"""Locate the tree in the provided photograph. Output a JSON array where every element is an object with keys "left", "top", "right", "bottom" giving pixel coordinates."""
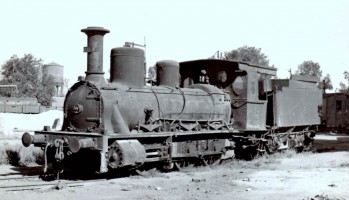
[
  {"left": 321, "top": 74, "right": 333, "bottom": 93},
  {"left": 0, "top": 54, "right": 41, "bottom": 97},
  {"left": 224, "top": 46, "right": 270, "bottom": 67},
  {"left": 294, "top": 60, "right": 322, "bottom": 79},
  {"left": 294, "top": 60, "right": 334, "bottom": 93},
  {"left": 345, "top": 71, "right": 349, "bottom": 79},
  {"left": 36, "top": 75, "right": 56, "bottom": 106},
  {"left": 339, "top": 71, "right": 349, "bottom": 94},
  {"left": 0, "top": 54, "right": 56, "bottom": 105},
  {"left": 147, "top": 65, "right": 156, "bottom": 81}
]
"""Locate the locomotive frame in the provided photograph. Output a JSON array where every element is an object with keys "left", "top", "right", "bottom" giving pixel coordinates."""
[{"left": 22, "top": 26, "right": 322, "bottom": 174}]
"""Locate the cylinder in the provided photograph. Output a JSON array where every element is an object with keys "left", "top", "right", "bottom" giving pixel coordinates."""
[
  {"left": 22, "top": 132, "right": 46, "bottom": 147},
  {"left": 156, "top": 60, "right": 180, "bottom": 87},
  {"left": 68, "top": 138, "right": 95, "bottom": 153},
  {"left": 110, "top": 47, "right": 145, "bottom": 87},
  {"left": 81, "top": 26, "right": 110, "bottom": 83}
]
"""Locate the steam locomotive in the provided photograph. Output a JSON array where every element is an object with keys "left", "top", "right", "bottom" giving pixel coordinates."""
[{"left": 22, "top": 27, "right": 322, "bottom": 173}]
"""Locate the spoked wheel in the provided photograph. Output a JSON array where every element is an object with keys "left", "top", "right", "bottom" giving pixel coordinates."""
[
  {"left": 234, "top": 145, "right": 258, "bottom": 160},
  {"left": 202, "top": 155, "right": 222, "bottom": 166},
  {"left": 303, "top": 132, "right": 314, "bottom": 152},
  {"left": 174, "top": 162, "right": 182, "bottom": 171},
  {"left": 255, "top": 141, "right": 270, "bottom": 158},
  {"left": 135, "top": 169, "right": 147, "bottom": 176},
  {"left": 303, "top": 141, "right": 313, "bottom": 151},
  {"left": 174, "top": 160, "right": 195, "bottom": 171}
]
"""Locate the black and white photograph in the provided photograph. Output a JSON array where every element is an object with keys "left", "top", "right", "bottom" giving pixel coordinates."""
[{"left": 0, "top": 0, "right": 348, "bottom": 199}]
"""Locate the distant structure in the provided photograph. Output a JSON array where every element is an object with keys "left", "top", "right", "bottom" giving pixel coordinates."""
[
  {"left": 42, "top": 62, "right": 64, "bottom": 96},
  {"left": 322, "top": 93, "right": 349, "bottom": 132},
  {"left": 0, "top": 85, "right": 18, "bottom": 97}
]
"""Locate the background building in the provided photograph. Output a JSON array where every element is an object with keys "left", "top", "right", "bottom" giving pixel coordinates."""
[
  {"left": 322, "top": 93, "right": 349, "bottom": 132},
  {"left": 42, "top": 62, "right": 64, "bottom": 96}
]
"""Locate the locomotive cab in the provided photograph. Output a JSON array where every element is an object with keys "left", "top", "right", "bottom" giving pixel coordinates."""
[{"left": 179, "top": 59, "right": 277, "bottom": 131}]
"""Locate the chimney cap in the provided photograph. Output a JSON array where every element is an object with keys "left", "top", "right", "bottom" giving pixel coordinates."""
[{"left": 81, "top": 26, "right": 110, "bottom": 35}]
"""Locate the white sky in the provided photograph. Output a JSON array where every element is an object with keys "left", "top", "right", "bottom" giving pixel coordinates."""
[{"left": 1, "top": 0, "right": 348, "bottom": 90}]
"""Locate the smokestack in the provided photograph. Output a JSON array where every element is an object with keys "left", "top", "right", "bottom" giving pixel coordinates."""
[{"left": 81, "top": 26, "right": 110, "bottom": 83}]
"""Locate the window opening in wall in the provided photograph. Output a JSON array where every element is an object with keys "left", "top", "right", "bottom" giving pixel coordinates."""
[{"left": 336, "top": 100, "right": 342, "bottom": 111}]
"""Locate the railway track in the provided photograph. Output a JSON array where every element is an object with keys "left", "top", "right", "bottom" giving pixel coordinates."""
[
  {"left": 0, "top": 162, "right": 192, "bottom": 192},
  {"left": 0, "top": 174, "right": 48, "bottom": 191},
  {"left": 0, "top": 174, "right": 106, "bottom": 192},
  {"left": 0, "top": 165, "right": 129, "bottom": 192},
  {"left": 0, "top": 180, "right": 84, "bottom": 191},
  {"left": 0, "top": 134, "right": 346, "bottom": 192}
]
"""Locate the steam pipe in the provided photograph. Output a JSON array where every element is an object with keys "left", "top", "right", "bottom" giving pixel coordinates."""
[{"left": 81, "top": 26, "right": 110, "bottom": 83}]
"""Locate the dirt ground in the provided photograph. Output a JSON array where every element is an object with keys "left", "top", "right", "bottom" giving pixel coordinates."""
[
  {"left": 0, "top": 149, "right": 348, "bottom": 200},
  {"left": 0, "top": 113, "right": 348, "bottom": 200}
]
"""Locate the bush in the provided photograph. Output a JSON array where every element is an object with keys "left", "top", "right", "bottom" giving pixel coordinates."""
[
  {"left": 0, "top": 143, "right": 43, "bottom": 166},
  {"left": 307, "top": 194, "right": 345, "bottom": 200}
]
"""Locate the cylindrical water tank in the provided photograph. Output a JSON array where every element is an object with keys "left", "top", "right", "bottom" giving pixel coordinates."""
[{"left": 42, "top": 62, "right": 64, "bottom": 84}]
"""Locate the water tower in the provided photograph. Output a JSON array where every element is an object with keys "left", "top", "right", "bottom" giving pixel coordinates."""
[{"left": 42, "top": 62, "right": 64, "bottom": 96}]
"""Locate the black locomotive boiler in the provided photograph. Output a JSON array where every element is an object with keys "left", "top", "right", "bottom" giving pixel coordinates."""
[{"left": 22, "top": 27, "right": 322, "bottom": 173}]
